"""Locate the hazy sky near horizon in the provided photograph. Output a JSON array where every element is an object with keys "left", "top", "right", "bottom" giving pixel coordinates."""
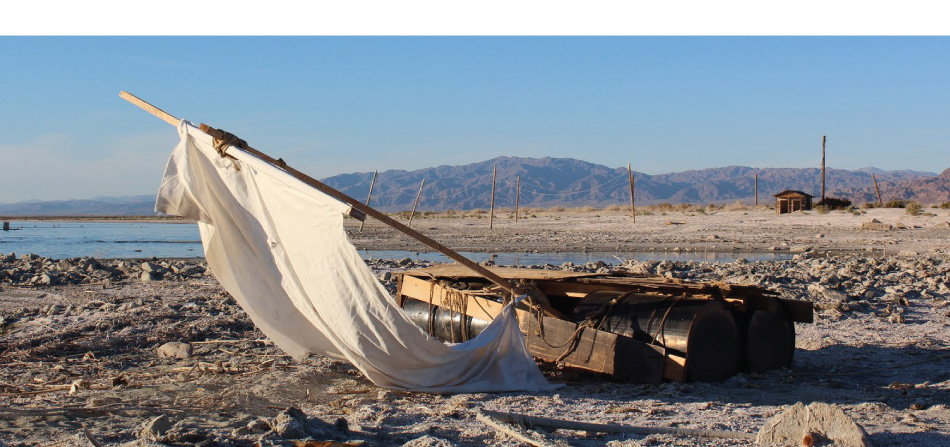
[{"left": 1, "top": 36, "right": 948, "bottom": 202}]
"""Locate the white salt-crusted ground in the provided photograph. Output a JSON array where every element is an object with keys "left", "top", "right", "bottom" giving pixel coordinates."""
[{"left": 1, "top": 208, "right": 949, "bottom": 446}]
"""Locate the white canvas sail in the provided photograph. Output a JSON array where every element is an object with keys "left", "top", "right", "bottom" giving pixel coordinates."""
[{"left": 155, "top": 121, "right": 553, "bottom": 393}]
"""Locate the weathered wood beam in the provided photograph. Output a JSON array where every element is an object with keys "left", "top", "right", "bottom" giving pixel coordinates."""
[{"left": 119, "top": 90, "right": 519, "bottom": 296}]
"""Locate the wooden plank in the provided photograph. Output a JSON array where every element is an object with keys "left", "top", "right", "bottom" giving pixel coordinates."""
[
  {"left": 399, "top": 275, "right": 505, "bottom": 322},
  {"left": 778, "top": 298, "right": 814, "bottom": 324},
  {"left": 118, "top": 91, "right": 519, "bottom": 296},
  {"left": 119, "top": 91, "right": 177, "bottom": 126},
  {"left": 404, "top": 265, "right": 604, "bottom": 281},
  {"left": 538, "top": 280, "right": 636, "bottom": 298},
  {"left": 664, "top": 354, "right": 687, "bottom": 382},
  {"left": 521, "top": 313, "right": 665, "bottom": 384}
]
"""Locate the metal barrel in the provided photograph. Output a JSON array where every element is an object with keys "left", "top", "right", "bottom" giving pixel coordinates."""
[
  {"left": 571, "top": 291, "right": 741, "bottom": 382},
  {"left": 401, "top": 298, "right": 492, "bottom": 343},
  {"left": 736, "top": 296, "right": 796, "bottom": 373},
  {"left": 2, "top": 222, "right": 8, "bottom": 231}
]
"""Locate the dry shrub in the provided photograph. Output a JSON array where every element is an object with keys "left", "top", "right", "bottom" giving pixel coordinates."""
[
  {"left": 906, "top": 201, "right": 923, "bottom": 216},
  {"left": 605, "top": 204, "right": 624, "bottom": 211},
  {"left": 724, "top": 201, "right": 749, "bottom": 211},
  {"left": 816, "top": 197, "right": 852, "bottom": 210},
  {"left": 549, "top": 206, "right": 566, "bottom": 212}
]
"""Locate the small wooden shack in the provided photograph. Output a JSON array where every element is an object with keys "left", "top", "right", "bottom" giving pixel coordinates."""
[{"left": 774, "top": 190, "right": 814, "bottom": 214}]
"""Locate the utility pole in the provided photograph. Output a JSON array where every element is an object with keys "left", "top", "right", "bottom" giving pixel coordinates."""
[
  {"left": 872, "top": 173, "right": 883, "bottom": 207},
  {"left": 754, "top": 173, "right": 758, "bottom": 207},
  {"left": 515, "top": 176, "right": 521, "bottom": 223},
  {"left": 628, "top": 163, "right": 636, "bottom": 222},
  {"left": 489, "top": 165, "right": 496, "bottom": 230},
  {"left": 821, "top": 135, "right": 826, "bottom": 202}
]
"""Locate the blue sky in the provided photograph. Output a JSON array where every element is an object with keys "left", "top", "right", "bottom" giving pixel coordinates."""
[{"left": 1, "top": 36, "right": 948, "bottom": 202}]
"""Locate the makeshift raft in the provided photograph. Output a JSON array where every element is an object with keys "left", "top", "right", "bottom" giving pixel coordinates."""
[
  {"left": 122, "top": 90, "right": 813, "bottom": 388},
  {"left": 396, "top": 265, "right": 813, "bottom": 383}
]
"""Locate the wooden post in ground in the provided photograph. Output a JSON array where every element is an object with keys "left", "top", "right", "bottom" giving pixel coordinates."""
[
  {"left": 408, "top": 178, "right": 426, "bottom": 227},
  {"left": 821, "top": 135, "right": 826, "bottom": 202},
  {"left": 489, "top": 165, "right": 496, "bottom": 230},
  {"left": 872, "top": 173, "right": 883, "bottom": 206},
  {"left": 515, "top": 176, "right": 520, "bottom": 223},
  {"left": 628, "top": 163, "right": 636, "bottom": 223},
  {"left": 754, "top": 173, "right": 758, "bottom": 207},
  {"left": 358, "top": 170, "right": 377, "bottom": 233}
]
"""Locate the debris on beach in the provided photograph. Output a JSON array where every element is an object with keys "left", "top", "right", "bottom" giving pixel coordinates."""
[{"left": 2, "top": 252, "right": 949, "bottom": 445}]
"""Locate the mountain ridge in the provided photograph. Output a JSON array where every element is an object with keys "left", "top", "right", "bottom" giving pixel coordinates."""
[{"left": 0, "top": 158, "right": 945, "bottom": 215}]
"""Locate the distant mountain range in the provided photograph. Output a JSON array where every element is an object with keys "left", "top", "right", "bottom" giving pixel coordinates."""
[
  {"left": 321, "top": 157, "right": 942, "bottom": 211},
  {"left": 0, "top": 158, "right": 946, "bottom": 216},
  {"left": 0, "top": 195, "right": 158, "bottom": 217}
]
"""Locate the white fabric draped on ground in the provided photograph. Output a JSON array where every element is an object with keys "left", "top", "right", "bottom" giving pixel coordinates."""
[{"left": 154, "top": 121, "right": 553, "bottom": 393}]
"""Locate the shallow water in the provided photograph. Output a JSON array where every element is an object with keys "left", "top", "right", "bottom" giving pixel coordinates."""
[
  {"left": 0, "top": 221, "right": 203, "bottom": 259},
  {"left": 0, "top": 221, "right": 794, "bottom": 263}
]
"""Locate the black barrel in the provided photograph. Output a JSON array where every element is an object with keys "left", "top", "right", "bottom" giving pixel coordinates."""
[
  {"left": 572, "top": 291, "right": 741, "bottom": 382},
  {"left": 739, "top": 297, "right": 795, "bottom": 373},
  {"left": 401, "top": 298, "right": 492, "bottom": 343}
]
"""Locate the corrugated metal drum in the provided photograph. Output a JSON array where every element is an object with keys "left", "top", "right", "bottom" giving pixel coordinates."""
[
  {"left": 401, "top": 298, "right": 491, "bottom": 343},
  {"left": 571, "top": 291, "right": 740, "bottom": 382},
  {"left": 741, "top": 296, "right": 796, "bottom": 373}
]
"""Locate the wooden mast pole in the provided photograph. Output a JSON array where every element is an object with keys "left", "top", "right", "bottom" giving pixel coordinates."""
[
  {"left": 628, "top": 163, "right": 635, "bottom": 223},
  {"left": 489, "top": 165, "right": 496, "bottom": 230},
  {"left": 119, "top": 91, "right": 519, "bottom": 296},
  {"left": 821, "top": 135, "right": 826, "bottom": 202},
  {"left": 358, "top": 170, "right": 377, "bottom": 233},
  {"left": 754, "top": 173, "right": 758, "bottom": 207},
  {"left": 872, "top": 173, "right": 883, "bottom": 206},
  {"left": 408, "top": 179, "right": 425, "bottom": 227},
  {"left": 515, "top": 176, "right": 520, "bottom": 223}
]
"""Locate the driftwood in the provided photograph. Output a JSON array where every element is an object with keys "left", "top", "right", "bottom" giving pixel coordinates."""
[
  {"left": 82, "top": 427, "right": 105, "bottom": 447},
  {"left": 476, "top": 410, "right": 561, "bottom": 447},
  {"left": 480, "top": 409, "right": 756, "bottom": 441}
]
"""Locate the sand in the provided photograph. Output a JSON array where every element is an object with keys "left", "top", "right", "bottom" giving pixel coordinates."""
[
  {"left": 348, "top": 207, "right": 950, "bottom": 256},
  {"left": 1, "top": 207, "right": 949, "bottom": 446}
]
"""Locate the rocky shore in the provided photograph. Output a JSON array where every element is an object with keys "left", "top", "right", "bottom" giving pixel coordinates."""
[{"left": 1, "top": 247, "right": 949, "bottom": 446}]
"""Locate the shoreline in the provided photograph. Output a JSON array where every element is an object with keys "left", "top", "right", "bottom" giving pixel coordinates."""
[
  {"left": 4, "top": 207, "right": 948, "bottom": 258},
  {"left": 0, "top": 215, "right": 194, "bottom": 223}
]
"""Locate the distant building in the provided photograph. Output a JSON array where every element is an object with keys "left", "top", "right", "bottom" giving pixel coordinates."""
[{"left": 774, "top": 190, "right": 814, "bottom": 214}]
